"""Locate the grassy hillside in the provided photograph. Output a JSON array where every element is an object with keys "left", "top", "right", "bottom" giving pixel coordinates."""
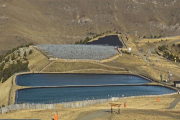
[
  {"left": 0, "top": 0, "right": 180, "bottom": 53},
  {"left": 42, "top": 61, "right": 126, "bottom": 73},
  {"left": 0, "top": 44, "right": 33, "bottom": 84},
  {"left": 0, "top": 76, "right": 13, "bottom": 106},
  {"left": 27, "top": 48, "right": 51, "bottom": 72}
]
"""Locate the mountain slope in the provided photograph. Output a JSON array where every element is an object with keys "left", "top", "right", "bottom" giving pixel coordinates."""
[{"left": 0, "top": 0, "right": 180, "bottom": 54}]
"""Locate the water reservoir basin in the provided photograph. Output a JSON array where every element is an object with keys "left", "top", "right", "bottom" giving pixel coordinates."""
[
  {"left": 16, "top": 85, "right": 176, "bottom": 104},
  {"left": 16, "top": 74, "right": 151, "bottom": 87},
  {"left": 86, "top": 35, "right": 123, "bottom": 47}
]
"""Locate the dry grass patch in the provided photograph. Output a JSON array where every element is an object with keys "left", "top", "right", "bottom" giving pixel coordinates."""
[
  {"left": 104, "top": 54, "right": 172, "bottom": 81},
  {"left": 148, "top": 54, "right": 180, "bottom": 81},
  {"left": 138, "top": 66, "right": 168, "bottom": 81},
  {"left": 113, "top": 54, "right": 145, "bottom": 65},
  {"left": 104, "top": 54, "right": 146, "bottom": 71},
  {"left": 114, "top": 95, "right": 175, "bottom": 109},
  {"left": 27, "top": 48, "right": 51, "bottom": 72},
  {"left": 0, "top": 76, "right": 13, "bottom": 106},
  {"left": 42, "top": 62, "right": 125, "bottom": 73},
  {"left": 175, "top": 103, "right": 180, "bottom": 109},
  {"left": 142, "top": 36, "right": 180, "bottom": 43}
]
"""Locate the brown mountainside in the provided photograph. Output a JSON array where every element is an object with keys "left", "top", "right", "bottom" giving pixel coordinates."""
[{"left": 0, "top": 0, "right": 180, "bottom": 54}]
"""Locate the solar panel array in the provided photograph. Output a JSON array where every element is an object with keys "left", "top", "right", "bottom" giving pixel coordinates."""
[{"left": 37, "top": 44, "right": 116, "bottom": 60}]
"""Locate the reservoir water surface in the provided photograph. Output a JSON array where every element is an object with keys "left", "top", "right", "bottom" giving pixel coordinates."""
[
  {"left": 16, "top": 74, "right": 151, "bottom": 86},
  {"left": 15, "top": 74, "right": 176, "bottom": 104},
  {"left": 86, "top": 35, "right": 123, "bottom": 47},
  {"left": 16, "top": 86, "right": 176, "bottom": 104}
]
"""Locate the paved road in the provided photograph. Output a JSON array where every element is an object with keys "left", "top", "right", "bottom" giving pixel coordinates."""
[
  {"left": 77, "top": 110, "right": 109, "bottom": 120},
  {"left": 167, "top": 95, "right": 180, "bottom": 109}
]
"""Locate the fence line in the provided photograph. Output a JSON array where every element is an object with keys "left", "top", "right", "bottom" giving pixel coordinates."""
[
  {"left": 62, "top": 93, "right": 177, "bottom": 108},
  {"left": 0, "top": 103, "right": 55, "bottom": 114},
  {"left": 121, "top": 36, "right": 128, "bottom": 48},
  {"left": 63, "top": 97, "right": 119, "bottom": 108},
  {"left": 8, "top": 75, "right": 14, "bottom": 105},
  {"left": 1, "top": 93, "right": 177, "bottom": 114}
]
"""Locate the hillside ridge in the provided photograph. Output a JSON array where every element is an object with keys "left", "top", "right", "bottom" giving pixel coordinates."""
[{"left": 0, "top": 0, "right": 180, "bottom": 53}]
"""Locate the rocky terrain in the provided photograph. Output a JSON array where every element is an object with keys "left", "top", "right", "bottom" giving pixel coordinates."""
[{"left": 0, "top": 0, "right": 180, "bottom": 54}]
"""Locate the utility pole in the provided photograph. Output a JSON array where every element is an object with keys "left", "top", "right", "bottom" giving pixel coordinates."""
[
  {"left": 160, "top": 73, "right": 163, "bottom": 83},
  {"left": 168, "top": 74, "right": 172, "bottom": 82}
]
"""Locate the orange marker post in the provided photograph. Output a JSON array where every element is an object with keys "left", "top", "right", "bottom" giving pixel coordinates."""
[
  {"left": 54, "top": 113, "right": 58, "bottom": 120},
  {"left": 157, "top": 97, "right": 160, "bottom": 102},
  {"left": 124, "top": 102, "right": 127, "bottom": 108}
]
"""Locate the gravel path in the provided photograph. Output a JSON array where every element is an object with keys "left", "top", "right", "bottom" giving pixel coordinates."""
[
  {"left": 77, "top": 110, "right": 108, "bottom": 120},
  {"left": 167, "top": 95, "right": 180, "bottom": 109},
  {"left": 76, "top": 109, "right": 180, "bottom": 120}
]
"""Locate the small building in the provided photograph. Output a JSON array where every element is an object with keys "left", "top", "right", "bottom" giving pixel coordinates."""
[{"left": 174, "top": 81, "right": 180, "bottom": 87}]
